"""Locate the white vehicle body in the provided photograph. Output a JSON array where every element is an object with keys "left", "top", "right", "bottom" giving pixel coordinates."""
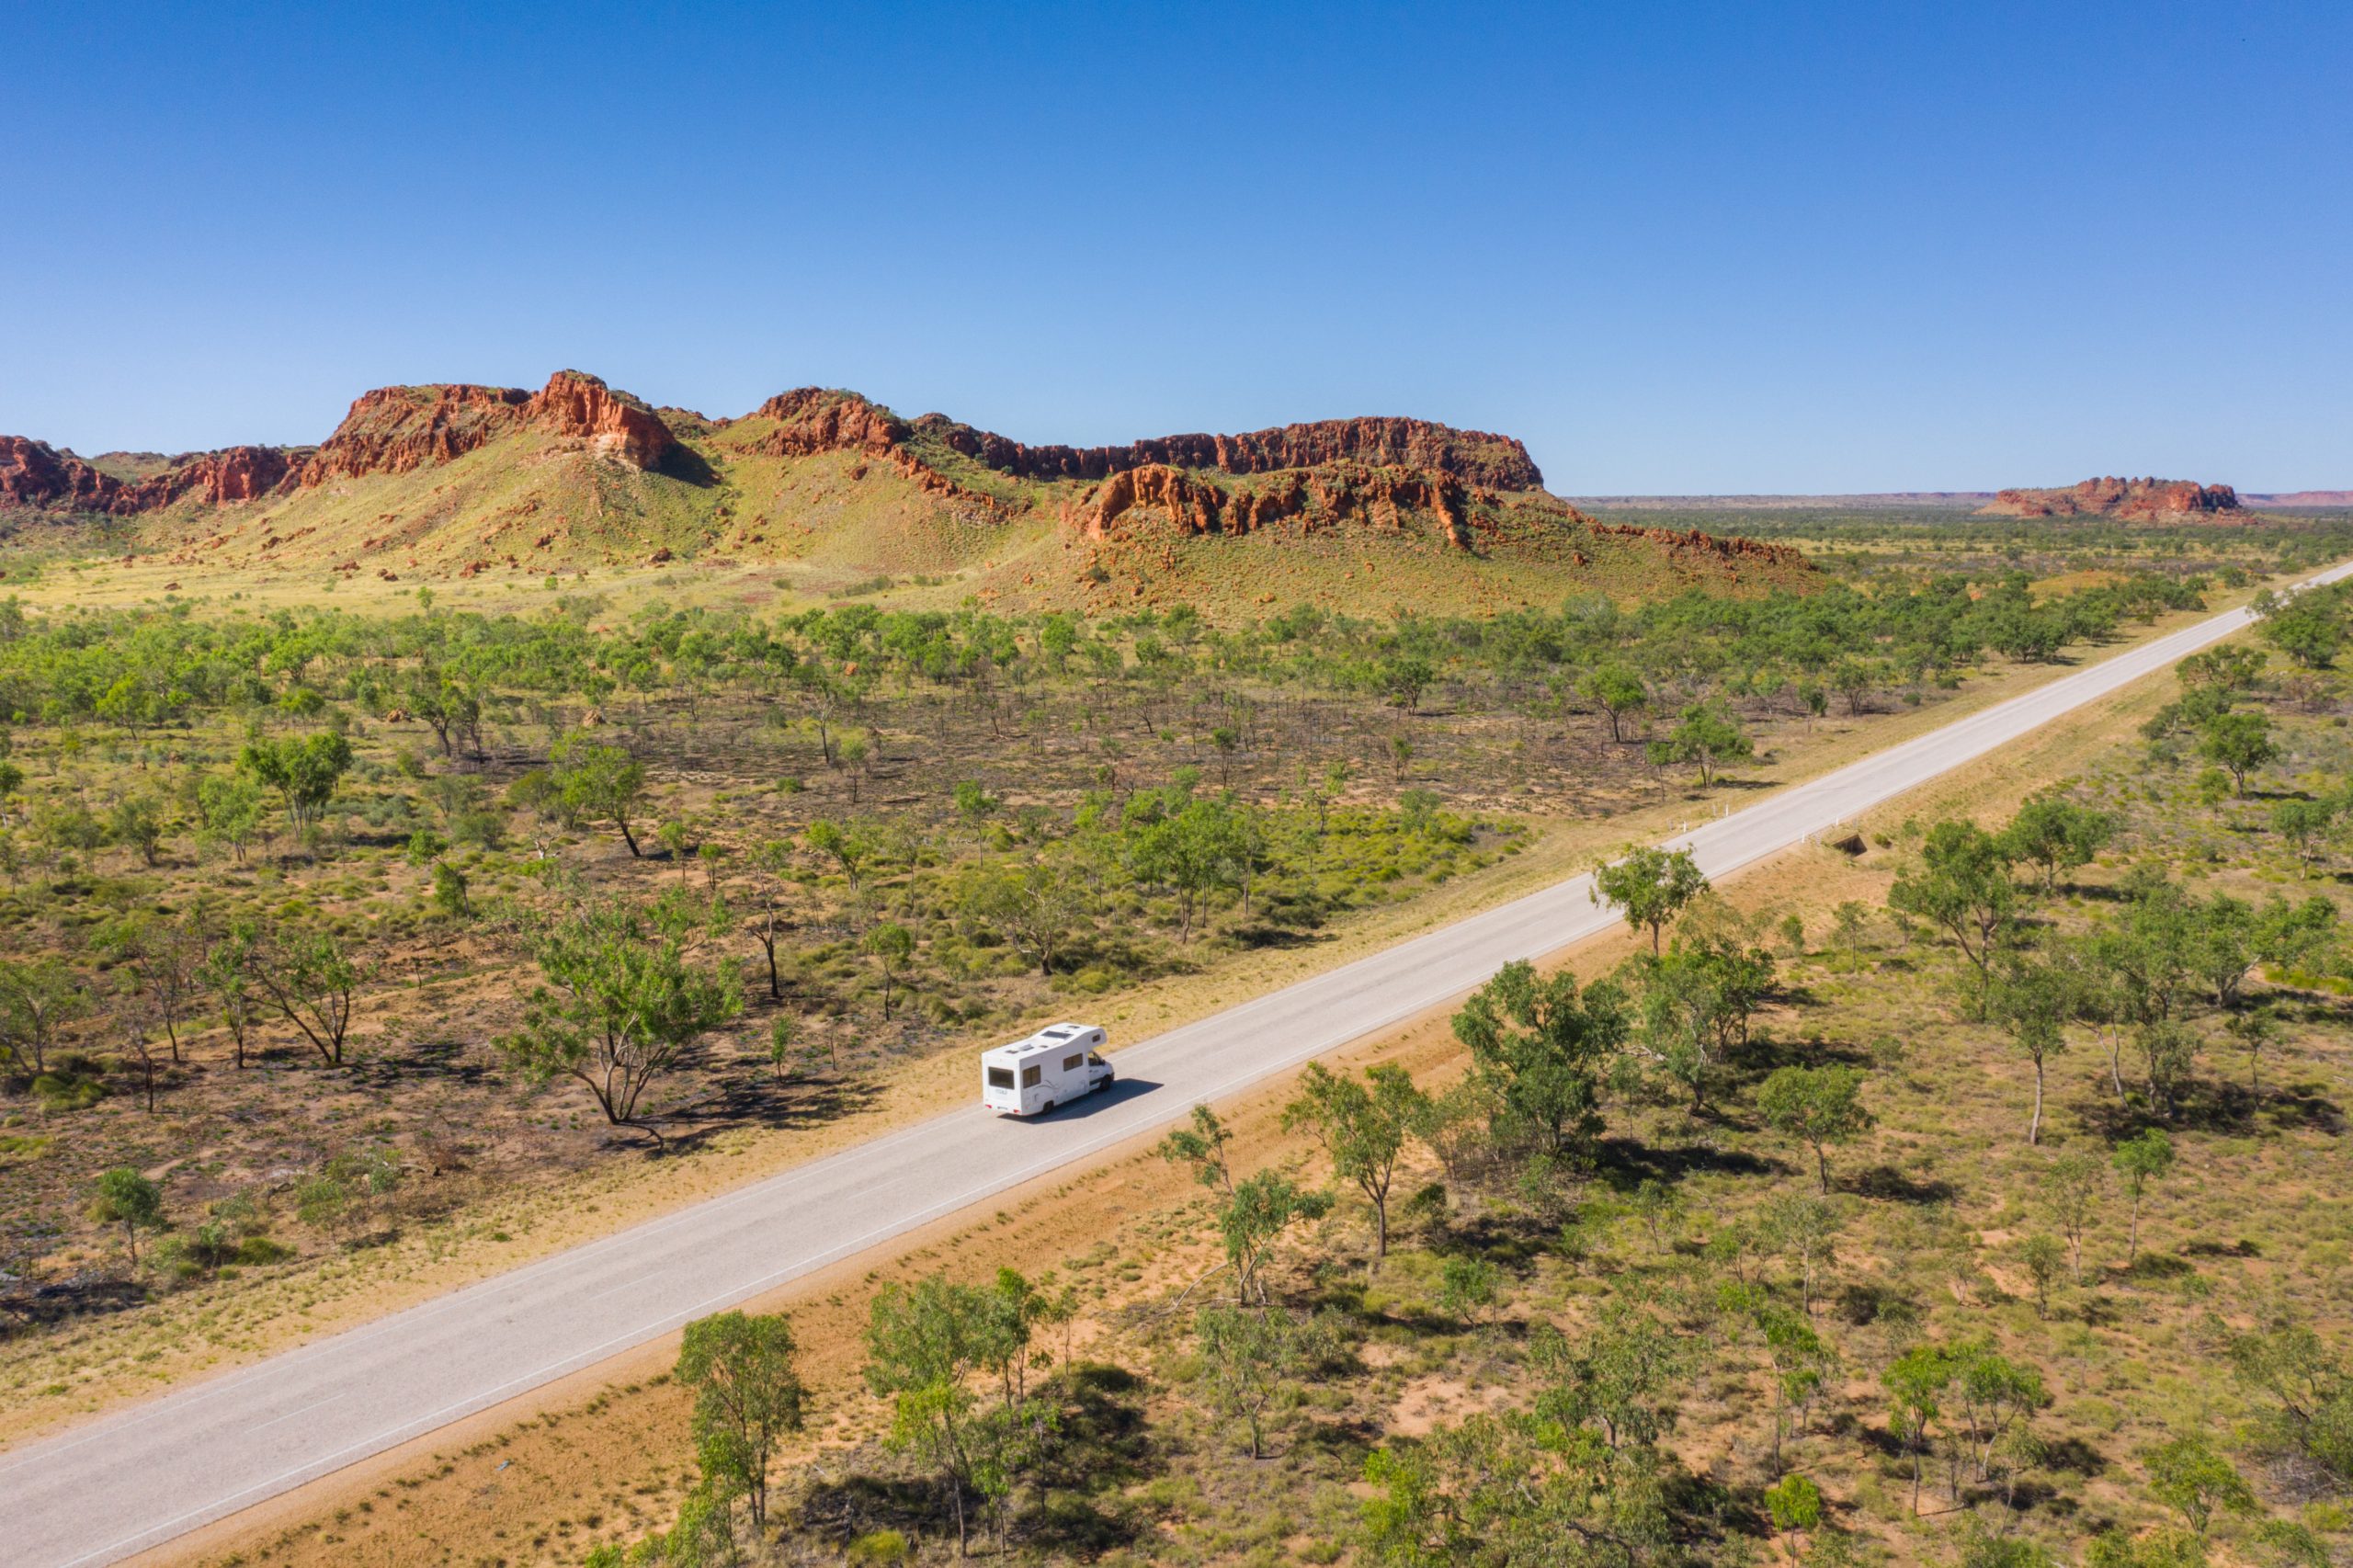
[{"left": 982, "top": 1022, "right": 1112, "bottom": 1116}]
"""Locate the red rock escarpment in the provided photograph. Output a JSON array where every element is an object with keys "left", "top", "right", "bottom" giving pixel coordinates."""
[
  {"left": 745, "top": 390, "right": 1003, "bottom": 510},
  {"left": 1, "top": 437, "right": 132, "bottom": 514},
  {"left": 919, "top": 413, "right": 1542, "bottom": 490},
  {"left": 746, "top": 389, "right": 910, "bottom": 460},
  {"left": 0, "top": 438, "right": 295, "bottom": 514},
  {"left": 1063, "top": 462, "right": 1480, "bottom": 548},
  {"left": 738, "top": 389, "right": 1541, "bottom": 490},
  {"left": 1979, "top": 476, "right": 2241, "bottom": 520},
  {"left": 292, "top": 372, "right": 677, "bottom": 488},
  {"left": 133, "top": 446, "right": 296, "bottom": 506},
  {"left": 291, "top": 383, "right": 533, "bottom": 485},
  {"left": 522, "top": 370, "right": 677, "bottom": 470}
]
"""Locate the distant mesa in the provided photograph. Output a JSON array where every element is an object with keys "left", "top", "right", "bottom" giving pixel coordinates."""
[
  {"left": 2243, "top": 490, "right": 2353, "bottom": 508},
  {"left": 0, "top": 369, "right": 1818, "bottom": 615},
  {"left": 1977, "top": 476, "right": 2242, "bottom": 520}
]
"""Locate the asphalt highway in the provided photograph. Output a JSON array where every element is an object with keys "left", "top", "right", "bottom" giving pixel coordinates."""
[{"left": 6, "top": 559, "right": 2347, "bottom": 1567}]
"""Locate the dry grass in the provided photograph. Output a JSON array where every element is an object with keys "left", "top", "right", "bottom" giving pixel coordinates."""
[
  {"left": 5, "top": 583, "right": 2256, "bottom": 1461},
  {"left": 132, "top": 615, "right": 2330, "bottom": 1568}
]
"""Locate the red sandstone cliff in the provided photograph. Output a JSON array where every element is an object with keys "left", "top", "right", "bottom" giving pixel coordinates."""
[
  {"left": 0, "top": 438, "right": 297, "bottom": 514},
  {"left": 292, "top": 383, "right": 532, "bottom": 485},
  {"left": 1978, "top": 476, "right": 2241, "bottom": 520},
  {"left": 1061, "top": 462, "right": 1479, "bottom": 549},
  {"left": 522, "top": 370, "right": 677, "bottom": 470},
  {"left": 915, "top": 412, "right": 1542, "bottom": 490},
  {"left": 134, "top": 446, "right": 297, "bottom": 506},
  {"left": 1, "top": 437, "right": 131, "bottom": 514},
  {"left": 732, "top": 389, "right": 1543, "bottom": 536},
  {"left": 294, "top": 372, "right": 676, "bottom": 485},
  {"left": 747, "top": 389, "right": 910, "bottom": 460}
]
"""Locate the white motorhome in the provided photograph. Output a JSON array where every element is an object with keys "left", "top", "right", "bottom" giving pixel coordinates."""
[{"left": 982, "top": 1022, "right": 1113, "bottom": 1117}]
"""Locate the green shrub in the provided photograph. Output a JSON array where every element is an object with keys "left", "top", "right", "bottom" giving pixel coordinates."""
[{"left": 847, "top": 1529, "right": 912, "bottom": 1565}]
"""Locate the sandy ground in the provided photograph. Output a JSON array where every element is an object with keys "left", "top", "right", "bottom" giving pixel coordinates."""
[{"left": 131, "top": 609, "right": 2214, "bottom": 1568}]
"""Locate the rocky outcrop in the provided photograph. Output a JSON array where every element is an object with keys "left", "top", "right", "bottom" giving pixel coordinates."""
[
  {"left": 744, "top": 389, "right": 1003, "bottom": 510},
  {"left": 133, "top": 446, "right": 297, "bottom": 506},
  {"left": 746, "top": 389, "right": 909, "bottom": 460},
  {"left": 286, "top": 372, "right": 679, "bottom": 488},
  {"left": 0, "top": 438, "right": 296, "bottom": 514},
  {"left": 522, "top": 371, "right": 677, "bottom": 470},
  {"left": 1979, "top": 476, "right": 2242, "bottom": 520},
  {"left": 737, "top": 389, "right": 1540, "bottom": 491},
  {"left": 293, "top": 383, "right": 532, "bottom": 485},
  {"left": 917, "top": 413, "right": 1542, "bottom": 490},
  {"left": 1063, "top": 461, "right": 1479, "bottom": 548},
  {"left": 1, "top": 437, "right": 131, "bottom": 514}
]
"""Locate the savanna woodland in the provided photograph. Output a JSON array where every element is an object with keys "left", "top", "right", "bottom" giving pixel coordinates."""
[{"left": 4, "top": 506, "right": 2353, "bottom": 1568}]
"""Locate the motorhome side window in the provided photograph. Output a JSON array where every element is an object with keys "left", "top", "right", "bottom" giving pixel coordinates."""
[
  {"left": 1063, "top": 1054, "right": 1085, "bottom": 1072},
  {"left": 987, "top": 1067, "right": 1015, "bottom": 1090},
  {"left": 1021, "top": 1064, "right": 1042, "bottom": 1087}
]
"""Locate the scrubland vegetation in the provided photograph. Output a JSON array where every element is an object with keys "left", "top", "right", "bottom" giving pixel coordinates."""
[
  {"left": 557, "top": 573, "right": 2353, "bottom": 1567},
  {"left": 3, "top": 516, "right": 2350, "bottom": 1567}
]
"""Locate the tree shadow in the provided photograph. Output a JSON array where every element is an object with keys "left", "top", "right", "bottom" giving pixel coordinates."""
[
  {"left": 1223, "top": 923, "right": 1325, "bottom": 950},
  {"left": 794, "top": 1470, "right": 941, "bottom": 1554},
  {"left": 1851, "top": 1165, "right": 1958, "bottom": 1204},
  {"left": 657, "top": 1072, "right": 886, "bottom": 1154},
  {"left": 1295, "top": 1412, "right": 1384, "bottom": 1462},
  {"left": 2121, "top": 1253, "right": 2195, "bottom": 1283},
  {"left": 1438, "top": 1211, "right": 1561, "bottom": 1269},
  {"left": 2073, "top": 1292, "right": 2123, "bottom": 1328},
  {"left": 1833, "top": 1281, "right": 1919, "bottom": 1328},
  {"left": 2040, "top": 1435, "right": 2109, "bottom": 1479},
  {"left": 2070, "top": 1096, "right": 2160, "bottom": 1144},
  {"left": 2181, "top": 1237, "right": 2260, "bottom": 1259},
  {"left": 2261, "top": 1081, "right": 2346, "bottom": 1135},
  {"left": 1598, "top": 1137, "right": 1782, "bottom": 1183},
  {"left": 2009, "top": 1478, "right": 2086, "bottom": 1518},
  {"left": 1779, "top": 1035, "right": 1875, "bottom": 1069},
  {"left": 0, "top": 1276, "right": 147, "bottom": 1333},
  {"left": 348, "top": 1037, "right": 494, "bottom": 1091},
  {"left": 1017, "top": 1363, "right": 1156, "bottom": 1557}
]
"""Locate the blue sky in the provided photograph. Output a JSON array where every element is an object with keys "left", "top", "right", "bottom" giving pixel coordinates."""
[{"left": 5, "top": 1, "right": 2347, "bottom": 492}]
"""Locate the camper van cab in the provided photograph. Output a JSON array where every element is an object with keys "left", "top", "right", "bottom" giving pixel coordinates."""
[{"left": 982, "top": 1023, "right": 1113, "bottom": 1117}]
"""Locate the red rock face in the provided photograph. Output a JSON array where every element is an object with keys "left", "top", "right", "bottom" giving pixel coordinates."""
[
  {"left": 918, "top": 413, "right": 1542, "bottom": 490},
  {"left": 747, "top": 389, "right": 909, "bottom": 459},
  {"left": 0, "top": 438, "right": 294, "bottom": 515},
  {"left": 291, "top": 373, "right": 681, "bottom": 488},
  {"left": 522, "top": 371, "right": 677, "bottom": 470},
  {"left": 1063, "top": 461, "right": 1480, "bottom": 547},
  {"left": 131, "top": 446, "right": 296, "bottom": 507},
  {"left": 745, "top": 389, "right": 1006, "bottom": 511},
  {"left": 1980, "top": 476, "right": 2242, "bottom": 520},
  {"left": 0, "top": 437, "right": 131, "bottom": 513},
  {"left": 293, "top": 383, "right": 532, "bottom": 485}
]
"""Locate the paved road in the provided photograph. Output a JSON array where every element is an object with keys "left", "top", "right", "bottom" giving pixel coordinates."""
[{"left": 7, "top": 561, "right": 2347, "bottom": 1567}]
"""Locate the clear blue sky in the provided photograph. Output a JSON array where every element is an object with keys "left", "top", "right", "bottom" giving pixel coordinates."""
[{"left": 6, "top": 1, "right": 2347, "bottom": 492}]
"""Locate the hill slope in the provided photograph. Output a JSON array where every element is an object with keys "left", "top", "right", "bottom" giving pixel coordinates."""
[{"left": 1, "top": 371, "right": 1816, "bottom": 615}]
